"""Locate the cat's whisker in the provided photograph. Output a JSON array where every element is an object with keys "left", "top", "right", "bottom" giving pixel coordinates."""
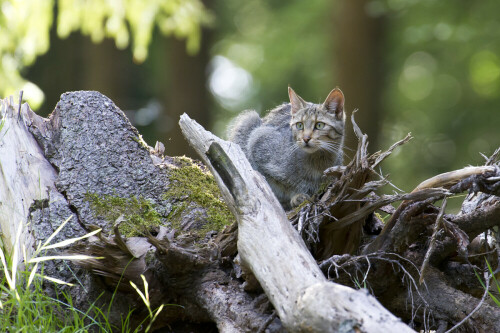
[
  {"left": 334, "top": 148, "right": 350, "bottom": 160},
  {"left": 321, "top": 142, "right": 349, "bottom": 159},
  {"left": 322, "top": 142, "right": 341, "bottom": 152},
  {"left": 323, "top": 141, "right": 343, "bottom": 150},
  {"left": 340, "top": 145, "right": 354, "bottom": 152},
  {"left": 324, "top": 143, "right": 351, "bottom": 159},
  {"left": 323, "top": 146, "right": 341, "bottom": 157},
  {"left": 319, "top": 144, "right": 337, "bottom": 155}
]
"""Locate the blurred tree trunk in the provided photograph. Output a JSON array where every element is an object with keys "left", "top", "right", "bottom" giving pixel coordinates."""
[
  {"left": 81, "top": 38, "right": 140, "bottom": 104},
  {"left": 335, "top": 0, "right": 386, "bottom": 154},
  {"left": 81, "top": 37, "right": 138, "bottom": 106},
  {"left": 24, "top": 32, "right": 85, "bottom": 115},
  {"left": 25, "top": 31, "right": 140, "bottom": 117},
  {"left": 162, "top": 28, "right": 212, "bottom": 158}
]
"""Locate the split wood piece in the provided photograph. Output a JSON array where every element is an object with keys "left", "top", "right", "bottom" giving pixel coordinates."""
[
  {"left": 0, "top": 95, "right": 57, "bottom": 261},
  {"left": 179, "top": 113, "right": 415, "bottom": 333}
]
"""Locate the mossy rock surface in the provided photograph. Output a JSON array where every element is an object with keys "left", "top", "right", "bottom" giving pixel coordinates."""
[
  {"left": 164, "top": 156, "right": 235, "bottom": 238},
  {"left": 85, "top": 156, "right": 234, "bottom": 239},
  {"left": 85, "top": 193, "right": 163, "bottom": 237}
]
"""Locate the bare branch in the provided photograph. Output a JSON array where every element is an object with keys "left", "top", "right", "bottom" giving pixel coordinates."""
[{"left": 420, "top": 198, "right": 447, "bottom": 284}]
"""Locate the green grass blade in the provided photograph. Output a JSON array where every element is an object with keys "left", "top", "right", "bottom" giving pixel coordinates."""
[
  {"left": 26, "top": 262, "right": 39, "bottom": 288},
  {"left": 0, "top": 247, "right": 14, "bottom": 290},
  {"left": 42, "top": 228, "right": 102, "bottom": 250},
  {"left": 36, "top": 274, "right": 74, "bottom": 286},
  {"left": 28, "top": 254, "right": 102, "bottom": 264},
  {"left": 40, "top": 215, "right": 73, "bottom": 249}
]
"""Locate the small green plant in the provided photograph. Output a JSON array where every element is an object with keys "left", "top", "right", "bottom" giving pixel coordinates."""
[
  {"left": 475, "top": 258, "right": 500, "bottom": 307},
  {"left": 0, "top": 216, "right": 173, "bottom": 332},
  {"left": 129, "top": 275, "right": 165, "bottom": 333},
  {"left": 374, "top": 211, "right": 391, "bottom": 224},
  {"left": 0, "top": 216, "right": 164, "bottom": 332},
  {"left": 0, "top": 216, "right": 102, "bottom": 331},
  {"left": 0, "top": 216, "right": 100, "bottom": 294},
  {"left": 0, "top": 274, "right": 90, "bottom": 332},
  {"left": 352, "top": 274, "right": 369, "bottom": 290}
]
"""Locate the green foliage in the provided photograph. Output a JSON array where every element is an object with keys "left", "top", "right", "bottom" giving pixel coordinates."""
[
  {"left": 210, "top": 0, "right": 499, "bottom": 202},
  {"left": 0, "top": 273, "right": 89, "bottom": 332},
  {"left": 486, "top": 260, "right": 500, "bottom": 307},
  {"left": 374, "top": 212, "right": 390, "bottom": 224},
  {"left": 0, "top": 0, "right": 211, "bottom": 108},
  {"left": 0, "top": 218, "right": 166, "bottom": 332},
  {"left": 85, "top": 193, "right": 162, "bottom": 237},
  {"left": 129, "top": 274, "right": 166, "bottom": 333},
  {"left": 374, "top": 0, "right": 500, "bottom": 192},
  {"left": 475, "top": 259, "right": 500, "bottom": 307},
  {"left": 164, "top": 156, "right": 234, "bottom": 237},
  {"left": 0, "top": 217, "right": 98, "bottom": 331},
  {"left": 0, "top": 254, "right": 165, "bottom": 333}
]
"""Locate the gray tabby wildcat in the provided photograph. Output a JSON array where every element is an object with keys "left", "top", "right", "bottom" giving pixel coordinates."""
[{"left": 228, "top": 87, "right": 345, "bottom": 209}]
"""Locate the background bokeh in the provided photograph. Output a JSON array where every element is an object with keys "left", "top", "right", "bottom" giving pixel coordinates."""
[{"left": 2, "top": 0, "right": 499, "bottom": 197}]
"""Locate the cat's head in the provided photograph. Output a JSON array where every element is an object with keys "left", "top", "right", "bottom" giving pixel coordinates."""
[{"left": 288, "top": 87, "right": 345, "bottom": 154}]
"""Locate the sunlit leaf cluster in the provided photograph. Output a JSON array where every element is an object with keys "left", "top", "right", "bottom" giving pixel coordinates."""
[
  {"left": 0, "top": 0, "right": 211, "bottom": 108},
  {"left": 0, "top": 0, "right": 52, "bottom": 108}
]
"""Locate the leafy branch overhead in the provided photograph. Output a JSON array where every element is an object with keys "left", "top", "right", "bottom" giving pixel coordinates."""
[{"left": 0, "top": 0, "right": 212, "bottom": 108}]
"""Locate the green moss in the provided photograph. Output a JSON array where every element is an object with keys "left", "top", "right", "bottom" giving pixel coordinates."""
[
  {"left": 85, "top": 193, "right": 162, "bottom": 237},
  {"left": 296, "top": 199, "right": 310, "bottom": 211},
  {"left": 130, "top": 134, "right": 149, "bottom": 151},
  {"left": 318, "top": 180, "right": 330, "bottom": 193},
  {"left": 165, "top": 156, "right": 234, "bottom": 236}
]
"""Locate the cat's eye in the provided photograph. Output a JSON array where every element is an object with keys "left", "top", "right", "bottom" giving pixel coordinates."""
[
  {"left": 296, "top": 122, "right": 304, "bottom": 130},
  {"left": 315, "top": 122, "right": 325, "bottom": 130}
]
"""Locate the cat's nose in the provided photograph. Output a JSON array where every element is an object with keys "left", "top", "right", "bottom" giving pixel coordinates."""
[{"left": 303, "top": 136, "right": 311, "bottom": 143}]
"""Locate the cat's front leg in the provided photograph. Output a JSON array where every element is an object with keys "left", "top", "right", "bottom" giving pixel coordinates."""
[{"left": 290, "top": 193, "right": 311, "bottom": 208}]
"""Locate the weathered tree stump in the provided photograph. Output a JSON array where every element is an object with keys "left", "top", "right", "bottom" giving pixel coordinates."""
[{"left": 1, "top": 91, "right": 499, "bottom": 332}]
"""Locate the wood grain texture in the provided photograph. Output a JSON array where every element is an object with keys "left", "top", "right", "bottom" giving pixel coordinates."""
[{"left": 179, "top": 113, "right": 414, "bottom": 333}]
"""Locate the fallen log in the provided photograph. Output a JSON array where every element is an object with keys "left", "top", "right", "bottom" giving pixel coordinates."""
[
  {"left": 2, "top": 90, "right": 500, "bottom": 332},
  {"left": 1, "top": 91, "right": 276, "bottom": 331},
  {"left": 179, "top": 113, "right": 414, "bottom": 332}
]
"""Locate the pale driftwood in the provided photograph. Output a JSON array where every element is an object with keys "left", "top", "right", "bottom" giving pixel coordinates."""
[
  {"left": 179, "top": 113, "right": 414, "bottom": 333},
  {"left": 412, "top": 166, "right": 495, "bottom": 192},
  {"left": 0, "top": 96, "right": 57, "bottom": 261}
]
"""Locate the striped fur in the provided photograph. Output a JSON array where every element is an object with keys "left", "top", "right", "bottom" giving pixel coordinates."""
[{"left": 227, "top": 88, "right": 345, "bottom": 209}]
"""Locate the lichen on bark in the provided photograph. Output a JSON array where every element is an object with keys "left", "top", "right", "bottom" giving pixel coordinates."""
[
  {"left": 164, "top": 156, "right": 234, "bottom": 237},
  {"left": 85, "top": 192, "right": 163, "bottom": 237}
]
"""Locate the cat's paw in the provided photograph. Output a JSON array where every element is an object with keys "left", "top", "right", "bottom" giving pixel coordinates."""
[{"left": 290, "top": 193, "right": 311, "bottom": 208}]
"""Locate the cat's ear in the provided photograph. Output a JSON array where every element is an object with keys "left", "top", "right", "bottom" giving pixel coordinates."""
[
  {"left": 288, "top": 87, "right": 307, "bottom": 115},
  {"left": 323, "top": 88, "right": 345, "bottom": 119}
]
